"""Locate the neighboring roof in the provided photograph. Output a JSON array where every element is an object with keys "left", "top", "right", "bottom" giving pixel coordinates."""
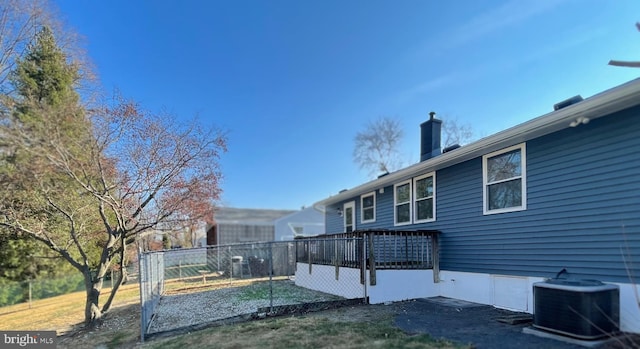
[
  {"left": 273, "top": 206, "right": 324, "bottom": 224},
  {"left": 213, "top": 207, "right": 296, "bottom": 225},
  {"left": 315, "top": 78, "right": 640, "bottom": 207}
]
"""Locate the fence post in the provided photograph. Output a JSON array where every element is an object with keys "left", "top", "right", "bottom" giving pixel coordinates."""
[
  {"left": 28, "top": 279, "right": 32, "bottom": 309},
  {"left": 269, "top": 243, "right": 273, "bottom": 313},
  {"left": 138, "top": 250, "right": 145, "bottom": 342}
]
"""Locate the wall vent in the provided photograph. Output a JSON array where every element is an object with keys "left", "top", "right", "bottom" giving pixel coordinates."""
[
  {"left": 442, "top": 144, "right": 460, "bottom": 153},
  {"left": 553, "top": 95, "right": 583, "bottom": 111}
]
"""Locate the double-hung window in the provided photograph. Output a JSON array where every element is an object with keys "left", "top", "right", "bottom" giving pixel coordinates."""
[
  {"left": 361, "top": 192, "right": 376, "bottom": 223},
  {"left": 414, "top": 172, "right": 435, "bottom": 222},
  {"left": 394, "top": 180, "right": 412, "bottom": 225},
  {"left": 483, "top": 143, "right": 527, "bottom": 214}
]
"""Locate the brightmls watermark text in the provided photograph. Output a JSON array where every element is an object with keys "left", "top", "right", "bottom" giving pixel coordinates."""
[{"left": 0, "top": 331, "right": 56, "bottom": 349}]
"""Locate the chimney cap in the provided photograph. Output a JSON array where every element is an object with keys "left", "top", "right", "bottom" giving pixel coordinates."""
[{"left": 429, "top": 111, "right": 436, "bottom": 120}]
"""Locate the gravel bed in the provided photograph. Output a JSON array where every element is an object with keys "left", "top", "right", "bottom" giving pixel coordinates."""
[{"left": 148, "top": 280, "right": 342, "bottom": 334}]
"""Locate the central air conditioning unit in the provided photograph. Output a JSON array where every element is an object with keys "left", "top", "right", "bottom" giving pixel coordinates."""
[{"left": 533, "top": 279, "right": 619, "bottom": 340}]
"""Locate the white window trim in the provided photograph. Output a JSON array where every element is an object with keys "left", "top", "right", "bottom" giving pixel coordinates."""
[
  {"left": 482, "top": 143, "right": 527, "bottom": 215},
  {"left": 413, "top": 172, "right": 436, "bottom": 223},
  {"left": 343, "top": 201, "right": 356, "bottom": 232},
  {"left": 394, "top": 180, "right": 412, "bottom": 226},
  {"left": 360, "top": 191, "right": 376, "bottom": 224}
]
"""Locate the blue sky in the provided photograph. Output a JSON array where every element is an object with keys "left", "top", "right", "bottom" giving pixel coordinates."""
[{"left": 56, "top": 0, "right": 640, "bottom": 210}]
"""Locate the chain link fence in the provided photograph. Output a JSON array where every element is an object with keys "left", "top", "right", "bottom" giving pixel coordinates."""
[
  {"left": 139, "top": 250, "right": 165, "bottom": 339},
  {"left": 0, "top": 268, "right": 130, "bottom": 309},
  {"left": 0, "top": 274, "right": 85, "bottom": 308},
  {"left": 139, "top": 240, "right": 366, "bottom": 341}
]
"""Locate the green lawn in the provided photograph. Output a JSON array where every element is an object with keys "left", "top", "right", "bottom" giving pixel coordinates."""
[
  {"left": 1, "top": 278, "right": 467, "bottom": 349},
  {"left": 143, "top": 313, "right": 464, "bottom": 349}
]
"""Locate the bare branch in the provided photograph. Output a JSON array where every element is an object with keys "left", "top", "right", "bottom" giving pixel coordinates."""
[
  {"left": 441, "top": 115, "right": 475, "bottom": 148},
  {"left": 609, "top": 22, "right": 640, "bottom": 68},
  {"left": 353, "top": 116, "right": 405, "bottom": 177},
  {"left": 44, "top": 193, "right": 90, "bottom": 266},
  {"left": 608, "top": 60, "right": 640, "bottom": 68}
]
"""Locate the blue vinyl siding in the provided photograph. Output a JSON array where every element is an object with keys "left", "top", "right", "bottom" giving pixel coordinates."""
[
  {"left": 326, "top": 106, "right": 640, "bottom": 283},
  {"left": 325, "top": 201, "right": 345, "bottom": 234},
  {"left": 325, "top": 188, "right": 396, "bottom": 233}
]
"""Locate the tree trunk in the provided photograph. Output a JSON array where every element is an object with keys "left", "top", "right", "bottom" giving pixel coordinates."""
[
  {"left": 83, "top": 269, "right": 103, "bottom": 326},
  {"left": 101, "top": 267, "right": 125, "bottom": 313},
  {"left": 82, "top": 253, "right": 111, "bottom": 326},
  {"left": 101, "top": 242, "right": 127, "bottom": 313}
]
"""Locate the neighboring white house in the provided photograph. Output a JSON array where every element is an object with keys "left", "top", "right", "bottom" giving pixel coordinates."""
[
  {"left": 274, "top": 206, "right": 325, "bottom": 241},
  {"left": 206, "top": 207, "right": 296, "bottom": 245}
]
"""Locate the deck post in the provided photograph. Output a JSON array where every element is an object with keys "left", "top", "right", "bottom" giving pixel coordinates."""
[
  {"left": 359, "top": 234, "right": 365, "bottom": 284},
  {"left": 368, "top": 233, "right": 376, "bottom": 286},
  {"left": 308, "top": 241, "right": 312, "bottom": 274},
  {"left": 432, "top": 232, "right": 440, "bottom": 283},
  {"left": 334, "top": 237, "right": 340, "bottom": 280}
]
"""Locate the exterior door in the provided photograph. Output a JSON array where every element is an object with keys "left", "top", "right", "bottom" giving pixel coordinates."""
[{"left": 344, "top": 201, "right": 356, "bottom": 233}]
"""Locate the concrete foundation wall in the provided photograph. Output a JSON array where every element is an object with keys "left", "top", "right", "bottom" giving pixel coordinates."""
[{"left": 295, "top": 265, "right": 640, "bottom": 334}]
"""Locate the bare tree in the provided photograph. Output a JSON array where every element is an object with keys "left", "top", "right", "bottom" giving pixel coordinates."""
[
  {"left": 442, "top": 116, "right": 475, "bottom": 148},
  {"left": 0, "top": 0, "right": 90, "bottom": 93},
  {"left": 609, "top": 22, "right": 640, "bottom": 68},
  {"left": 353, "top": 116, "right": 404, "bottom": 177},
  {"left": 353, "top": 114, "right": 476, "bottom": 177},
  {"left": 0, "top": 94, "right": 227, "bottom": 325}
]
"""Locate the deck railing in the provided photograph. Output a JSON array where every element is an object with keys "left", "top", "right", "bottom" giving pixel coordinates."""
[{"left": 294, "top": 230, "right": 440, "bottom": 284}]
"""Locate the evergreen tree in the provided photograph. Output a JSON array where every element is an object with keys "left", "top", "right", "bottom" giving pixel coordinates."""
[
  {"left": 0, "top": 26, "right": 96, "bottom": 283},
  {"left": 12, "top": 26, "right": 78, "bottom": 106},
  {"left": 10, "top": 25, "right": 87, "bottom": 142}
]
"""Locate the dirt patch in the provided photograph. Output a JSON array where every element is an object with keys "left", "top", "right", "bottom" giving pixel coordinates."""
[{"left": 57, "top": 304, "right": 140, "bottom": 349}]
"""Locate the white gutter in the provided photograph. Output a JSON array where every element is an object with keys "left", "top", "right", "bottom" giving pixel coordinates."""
[
  {"left": 312, "top": 203, "right": 326, "bottom": 214},
  {"left": 315, "top": 78, "right": 640, "bottom": 207}
]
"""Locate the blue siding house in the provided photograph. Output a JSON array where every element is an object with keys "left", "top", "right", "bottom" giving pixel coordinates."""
[{"left": 312, "top": 79, "right": 640, "bottom": 333}]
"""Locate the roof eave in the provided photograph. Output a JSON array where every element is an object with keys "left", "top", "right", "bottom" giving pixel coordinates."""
[{"left": 315, "top": 78, "right": 640, "bottom": 207}]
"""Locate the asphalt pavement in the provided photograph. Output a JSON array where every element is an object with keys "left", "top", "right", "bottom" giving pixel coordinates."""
[{"left": 393, "top": 297, "right": 591, "bottom": 349}]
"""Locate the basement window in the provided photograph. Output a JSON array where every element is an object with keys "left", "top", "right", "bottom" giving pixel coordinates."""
[{"left": 483, "top": 143, "right": 527, "bottom": 214}]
